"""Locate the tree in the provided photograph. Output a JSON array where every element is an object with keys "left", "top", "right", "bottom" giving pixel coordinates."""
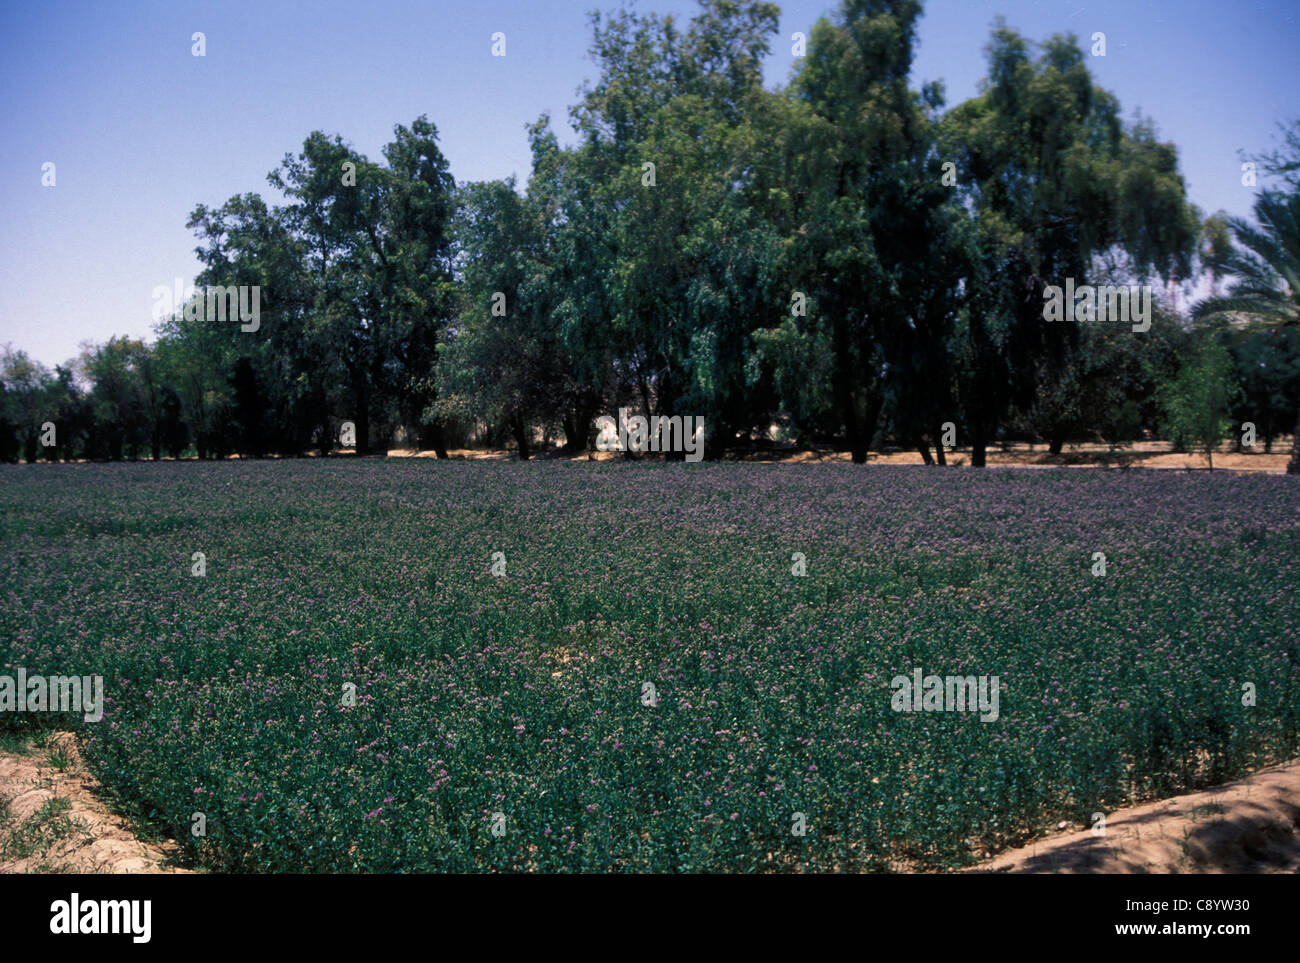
[
  {"left": 1155, "top": 337, "right": 1238, "bottom": 469},
  {"left": 441, "top": 175, "right": 560, "bottom": 458},
  {"left": 268, "top": 135, "right": 381, "bottom": 454},
  {"left": 1249, "top": 119, "right": 1300, "bottom": 193},
  {"left": 189, "top": 117, "right": 457, "bottom": 457},
  {"left": 79, "top": 337, "right": 154, "bottom": 461},
  {"left": 186, "top": 192, "right": 318, "bottom": 456},
  {"left": 781, "top": 0, "right": 952, "bottom": 463},
  {"left": 377, "top": 117, "right": 458, "bottom": 457},
  {"left": 559, "top": 0, "right": 784, "bottom": 458},
  {"left": 943, "top": 23, "right": 1198, "bottom": 465},
  {"left": 1219, "top": 323, "right": 1300, "bottom": 453},
  {"left": 0, "top": 346, "right": 61, "bottom": 462},
  {"left": 1194, "top": 158, "right": 1300, "bottom": 473}
]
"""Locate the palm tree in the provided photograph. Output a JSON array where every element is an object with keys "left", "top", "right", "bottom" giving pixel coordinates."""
[{"left": 1195, "top": 189, "right": 1300, "bottom": 474}]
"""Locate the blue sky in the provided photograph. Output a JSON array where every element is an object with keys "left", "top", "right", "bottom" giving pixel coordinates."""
[{"left": 2, "top": 0, "right": 1297, "bottom": 367}]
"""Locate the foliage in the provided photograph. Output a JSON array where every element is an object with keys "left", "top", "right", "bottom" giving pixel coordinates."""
[
  {"left": 1154, "top": 337, "right": 1238, "bottom": 467},
  {"left": 2, "top": 461, "right": 1297, "bottom": 871}
]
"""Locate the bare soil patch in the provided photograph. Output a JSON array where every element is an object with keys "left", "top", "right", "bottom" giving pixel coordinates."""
[
  {"left": 0, "top": 733, "right": 190, "bottom": 874},
  {"left": 967, "top": 759, "right": 1300, "bottom": 873},
  {"left": 386, "top": 438, "right": 1294, "bottom": 472}
]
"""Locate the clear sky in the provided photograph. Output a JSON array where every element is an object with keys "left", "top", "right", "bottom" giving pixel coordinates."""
[{"left": 2, "top": 0, "right": 1297, "bottom": 367}]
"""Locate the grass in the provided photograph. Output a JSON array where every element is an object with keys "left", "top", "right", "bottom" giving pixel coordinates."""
[{"left": 0, "top": 793, "right": 87, "bottom": 865}]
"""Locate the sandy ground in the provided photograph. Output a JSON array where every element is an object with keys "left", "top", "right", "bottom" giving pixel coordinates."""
[
  {"left": 386, "top": 438, "right": 1295, "bottom": 473},
  {"left": 968, "top": 759, "right": 1300, "bottom": 874},
  {"left": 0, "top": 733, "right": 189, "bottom": 874}
]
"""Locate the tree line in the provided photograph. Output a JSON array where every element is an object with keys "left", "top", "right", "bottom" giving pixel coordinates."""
[{"left": 4, "top": 0, "right": 1298, "bottom": 471}]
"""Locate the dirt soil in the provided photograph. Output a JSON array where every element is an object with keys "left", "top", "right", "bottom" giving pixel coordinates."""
[
  {"left": 968, "top": 759, "right": 1300, "bottom": 873},
  {"left": 387, "top": 438, "right": 1295, "bottom": 473},
  {"left": 0, "top": 733, "right": 189, "bottom": 874}
]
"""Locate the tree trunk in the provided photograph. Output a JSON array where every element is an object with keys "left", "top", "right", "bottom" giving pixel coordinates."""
[
  {"left": 511, "top": 415, "right": 530, "bottom": 461},
  {"left": 934, "top": 425, "right": 947, "bottom": 466},
  {"left": 916, "top": 439, "right": 933, "bottom": 465},
  {"left": 351, "top": 374, "right": 370, "bottom": 455},
  {"left": 842, "top": 392, "right": 863, "bottom": 462},
  {"left": 849, "top": 393, "right": 883, "bottom": 464},
  {"left": 845, "top": 402, "right": 867, "bottom": 463},
  {"left": 562, "top": 413, "right": 585, "bottom": 454},
  {"left": 971, "top": 420, "right": 987, "bottom": 468},
  {"left": 429, "top": 420, "right": 449, "bottom": 460},
  {"left": 318, "top": 416, "right": 332, "bottom": 456},
  {"left": 355, "top": 406, "right": 369, "bottom": 456},
  {"left": 1288, "top": 407, "right": 1300, "bottom": 475},
  {"left": 847, "top": 410, "right": 872, "bottom": 463},
  {"left": 349, "top": 361, "right": 369, "bottom": 456}
]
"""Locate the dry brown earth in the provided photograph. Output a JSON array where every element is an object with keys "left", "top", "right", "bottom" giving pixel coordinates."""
[
  {"left": 967, "top": 759, "right": 1300, "bottom": 874},
  {"left": 0, "top": 733, "right": 189, "bottom": 874}
]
